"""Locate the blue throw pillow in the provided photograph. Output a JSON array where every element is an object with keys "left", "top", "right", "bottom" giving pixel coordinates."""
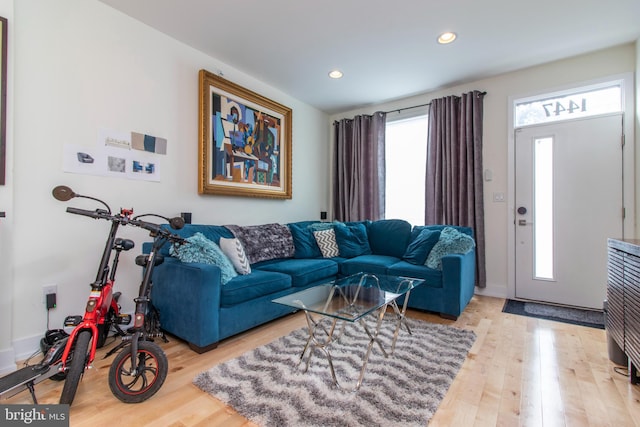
[
  {"left": 307, "top": 221, "right": 340, "bottom": 232},
  {"left": 170, "top": 232, "right": 238, "bottom": 284},
  {"left": 402, "top": 228, "right": 441, "bottom": 265},
  {"left": 334, "top": 222, "right": 372, "bottom": 258},
  {"left": 425, "top": 227, "right": 475, "bottom": 270},
  {"left": 288, "top": 223, "right": 322, "bottom": 258},
  {"left": 157, "top": 224, "right": 234, "bottom": 256}
]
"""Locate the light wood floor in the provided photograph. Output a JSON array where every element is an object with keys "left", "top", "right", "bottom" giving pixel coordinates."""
[{"left": 5, "top": 295, "right": 640, "bottom": 426}]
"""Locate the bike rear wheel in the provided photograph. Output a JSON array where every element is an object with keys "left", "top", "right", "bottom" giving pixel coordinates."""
[
  {"left": 108, "top": 341, "right": 168, "bottom": 403},
  {"left": 59, "top": 330, "right": 92, "bottom": 405}
]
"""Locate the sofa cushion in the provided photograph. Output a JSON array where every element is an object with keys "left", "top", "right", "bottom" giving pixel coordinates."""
[
  {"left": 256, "top": 258, "right": 339, "bottom": 287},
  {"left": 225, "top": 223, "right": 295, "bottom": 264},
  {"left": 169, "top": 232, "right": 238, "bottom": 285},
  {"left": 219, "top": 237, "right": 252, "bottom": 275},
  {"left": 425, "top": 227, "right": 476, "bottom": 270},
  {"left": 387, "top": 261, "right": 443, "bottom": 288},
  {"left": 313, "top": 229, "right": 340, "bottom": 258},
  {"left": 339, "top": 254, "right": 401, "bottom": 276},
  {"left": 367, "top": 219, "right": 412, "bottom": 258},
  {"left": 402, "top": 228, "right": 441, "bottom": 265},
  {"left": 288, "top": 222, "right": 323, "bottom": 259},
  {"left": 334, "top": 222, "right": 372, "bottom": 258},
  {"left": 220, "top": 270, "right": 291, "bottom": 307}
]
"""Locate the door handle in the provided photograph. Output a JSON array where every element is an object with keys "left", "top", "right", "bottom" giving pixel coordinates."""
[{"left": 518, "top": 219, "right": 528, "bottom": 226}]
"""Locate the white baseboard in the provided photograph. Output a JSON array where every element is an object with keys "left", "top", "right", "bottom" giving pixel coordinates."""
[
  {"left": 10, "top": 333, "right": 43, "bottom": 366},
  {"left": 474, "top": 284, "right": 508, "bottom": 299},
  {"left": 0, "top": 334, "right": 44, "bottom": 374},
  {"left": 0, "top": 347, "right": 17, "bottom": 375}
]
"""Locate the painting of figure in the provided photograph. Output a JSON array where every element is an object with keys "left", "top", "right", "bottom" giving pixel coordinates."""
[
  {"left": 211, "top": 95, "right": 281, "bottom": 187},
  {"left": 199, "top": 70, "right": 292, "bottom": 199}
]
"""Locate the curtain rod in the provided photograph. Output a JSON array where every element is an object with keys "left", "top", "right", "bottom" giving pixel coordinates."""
[
  {"left": 384, "top": 91, "right": 487, "bottom": 114},
  {"left": 385, "top": 102, "right": 431, "bottom": 114}
]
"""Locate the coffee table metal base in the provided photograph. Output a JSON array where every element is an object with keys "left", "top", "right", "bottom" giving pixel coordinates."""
[
  {"left": 297, "top": 292, "right": 413, "bottom": 392},
  {"left": 298, "top": 308, "right": 387, "bottom": 392}
]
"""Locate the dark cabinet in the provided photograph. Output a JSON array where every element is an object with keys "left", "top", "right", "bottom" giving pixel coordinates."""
[{"left": 607, "top": 238, "right": 640, "bottom": 383}]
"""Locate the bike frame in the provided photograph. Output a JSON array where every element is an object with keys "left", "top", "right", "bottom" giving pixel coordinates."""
[
  {"left": 112, "top": 232, "right": 169, "bottom": 372},
  {"left": 134, "top": 237, "right": 166, "bottom": 331},
  {"left": 59, "top": 212, "right": 127, "bottom": 373}
]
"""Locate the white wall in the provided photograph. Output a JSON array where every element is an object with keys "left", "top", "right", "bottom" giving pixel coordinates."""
[
  {"left": 330, "top": 43, "right": 637, "bottom": 299},
  {"left": 2, "top": 0, "right": 329, "bottom": 368},
  {"left": 0, "top": 0, "right": 15, "bottom": 373}
]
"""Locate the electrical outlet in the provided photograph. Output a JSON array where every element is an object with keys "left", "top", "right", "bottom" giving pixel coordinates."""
[{"left": 42, "top": 284, "right": 57, "bottom": 304}]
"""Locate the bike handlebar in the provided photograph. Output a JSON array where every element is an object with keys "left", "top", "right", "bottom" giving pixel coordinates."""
[
  {"left": 66, "top": 207, "right": 109, "bottom": 219},
  {"left": 65, "top": 207, "right": 186, "bottom": 244}
]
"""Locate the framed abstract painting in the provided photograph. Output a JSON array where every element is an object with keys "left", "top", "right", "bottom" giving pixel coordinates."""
[{"left": 198, "top": 69, "right": 292, "bottom": 199}]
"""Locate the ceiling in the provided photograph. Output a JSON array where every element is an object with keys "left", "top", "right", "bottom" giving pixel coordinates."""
[{"left": 99, "top": 0, "right": 640, "bottom": 114}]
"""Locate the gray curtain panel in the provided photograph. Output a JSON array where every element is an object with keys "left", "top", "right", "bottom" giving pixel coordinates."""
[
  {"left": 333, "top": 112, "right": 386, "bottom": 222},
  {"left": 425, "top": 91, "right": 486, "bottom": 288}
]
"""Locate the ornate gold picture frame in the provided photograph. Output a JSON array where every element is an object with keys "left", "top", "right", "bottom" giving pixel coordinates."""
[{"left": 198, "top": 70, "right": 292, "bottom": 199}]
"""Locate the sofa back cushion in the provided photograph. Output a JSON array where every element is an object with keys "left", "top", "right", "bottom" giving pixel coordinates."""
[
  {"left": 367, "top": 219, "right": 412, "bottom": 258},
  {"left": 225, "top": 223, "right": 295, "bottom": 264}
]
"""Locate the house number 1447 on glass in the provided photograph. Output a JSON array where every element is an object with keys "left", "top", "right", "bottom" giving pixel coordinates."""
[{"left": 542, "top": 99, "right": 586, "bottom": 117}]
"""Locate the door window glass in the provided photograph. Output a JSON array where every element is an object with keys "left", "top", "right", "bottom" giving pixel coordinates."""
[{"left": 534, "top": 137, "right": 554, "bottom": 280}]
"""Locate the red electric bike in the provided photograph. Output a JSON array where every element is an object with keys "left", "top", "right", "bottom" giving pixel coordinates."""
[
  {"left": 52, "top": 185, "right": 186, "bottom": 405},
  {"left": 0, "top": 191, "right": 133, "bottom": 404}
]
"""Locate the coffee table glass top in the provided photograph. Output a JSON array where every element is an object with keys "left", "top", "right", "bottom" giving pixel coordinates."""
[{"left": 273, "top": 272, "right": 424, "bottom": 322}]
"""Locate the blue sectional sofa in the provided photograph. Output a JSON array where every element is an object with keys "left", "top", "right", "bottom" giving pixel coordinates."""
[{"left": 147, "top": 219, "right": 476, "bottom": 353}]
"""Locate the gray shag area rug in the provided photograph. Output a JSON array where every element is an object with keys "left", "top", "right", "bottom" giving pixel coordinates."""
[{"left": 194, "top": 317, "right": 476, "bottom": 427}]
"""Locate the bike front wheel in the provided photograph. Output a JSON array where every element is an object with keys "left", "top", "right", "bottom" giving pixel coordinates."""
[
  {"left": 59, "top": 330, "right": 92, "bottom": 405},
  {"left": 108, "top": 341, "right": 168, "bottom": 403}
]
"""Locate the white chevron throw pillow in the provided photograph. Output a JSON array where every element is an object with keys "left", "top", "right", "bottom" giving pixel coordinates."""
[
  {"left": 313, "top": 229, "right": 339, "bottom": 258},
  {"left": 219, "top": 237, "right": 252, "bottom": 275}
]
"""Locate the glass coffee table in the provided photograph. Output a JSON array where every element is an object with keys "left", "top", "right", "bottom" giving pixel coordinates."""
[{"left": 272, "top": 272, "right": 424, "bottom": 391}]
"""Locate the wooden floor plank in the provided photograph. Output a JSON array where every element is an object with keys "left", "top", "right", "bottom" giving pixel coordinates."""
[{"left": 5, "top": 295, "right": 640, "bottom": 426}]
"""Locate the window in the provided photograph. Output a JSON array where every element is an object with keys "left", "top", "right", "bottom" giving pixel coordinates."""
[
  {"left": 385, "top": 115, "right": 428, "bottom": 225},
  {"left": 515, "top": 83, "right": 622, "bottom": 127}
]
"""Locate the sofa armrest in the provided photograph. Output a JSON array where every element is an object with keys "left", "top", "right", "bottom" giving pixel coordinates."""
[
  {"left": 440, "top": 249, "right": 476, "bottom": 317},
  {"left": 151, "top": 257, "right": 223, "bottom": 348}
]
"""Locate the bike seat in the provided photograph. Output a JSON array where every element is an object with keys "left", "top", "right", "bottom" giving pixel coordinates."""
[
  {"left": 135, "top": 254, "right": 165, "bottom": 267},
  {"left": 115, "top": 238, "right": 135, "bottom": 251}
]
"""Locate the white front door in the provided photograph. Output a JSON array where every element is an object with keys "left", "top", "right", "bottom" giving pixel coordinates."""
[{"left": 514, "top": 114, "right": 623, "bottom": 309}]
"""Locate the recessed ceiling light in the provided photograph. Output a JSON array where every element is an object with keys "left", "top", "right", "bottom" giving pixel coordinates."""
[
  {"left": 437, "top": 32, "right": 457, "bottom": 44},
  {"left": 328, "top": 70, "right": 343, "bottom": 79}
]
